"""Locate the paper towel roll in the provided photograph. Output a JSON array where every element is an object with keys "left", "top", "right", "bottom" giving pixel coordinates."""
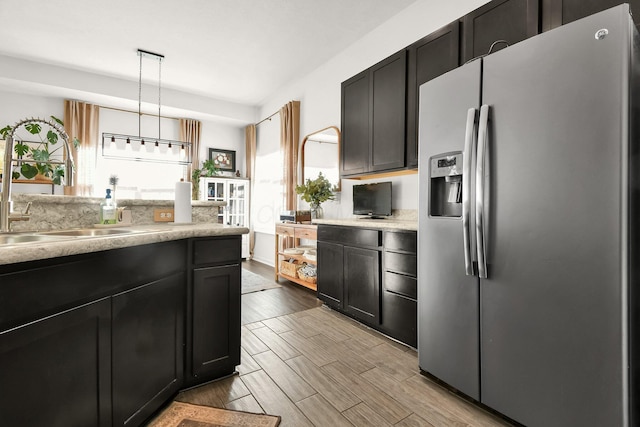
[{"left": 174, "top": 180, "right": 192, "bottom": 223}]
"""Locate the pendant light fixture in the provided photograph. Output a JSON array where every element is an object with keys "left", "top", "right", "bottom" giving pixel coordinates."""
[{"left": 102, "top": 49, "right": 192, "bottom": 165}]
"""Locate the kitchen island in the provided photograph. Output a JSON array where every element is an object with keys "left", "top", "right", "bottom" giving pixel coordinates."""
[{"left": 0, "top": 222, "right": 247, "bottom": 427}]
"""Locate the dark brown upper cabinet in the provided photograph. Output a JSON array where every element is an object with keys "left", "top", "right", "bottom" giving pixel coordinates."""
[
  {"left": 341, "top": 50, "right": 407, "bottom": 178},
  {"left": 341, "top": 70, "right": 370, "bottom": 176},
  {"left": 541, "top": 0, "right": 640, "bottom": 31},
  {"left": 461, "top": 0, "right": 540, "bottom": 64},
  {"left": 406, "top": 21, "right": 460, "bottom": 169}
]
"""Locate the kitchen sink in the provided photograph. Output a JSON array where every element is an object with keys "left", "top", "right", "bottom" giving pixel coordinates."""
[
  {"left": 0, "top": 234, "right": 67, "bottom": 245},
  {"left": 0, "top": 228, "right": 144, "bottom": 246},
  {"left": 40, "top": 228, "right": 139, "bottom": 237}
]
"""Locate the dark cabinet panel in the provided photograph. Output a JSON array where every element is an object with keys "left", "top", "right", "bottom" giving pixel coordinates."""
[
  {"left": 190, "top": 265, "right": 240, "bottom": 382},
  {"left": 0, "top": 298, "right": 111, "bottom": 427},
  {"left": 371, "top": 50, "right": 407, "bottom": 172},
  {"left": 193, "top": 236, "right": 242, "bottom": 266},
  {"left": 341, "top": 71, "right": 370, "bottom": 176},
  {"left": 462, "top": 0, "right": 539, "bottom": 63},
  {"left": 384, "top": 271, "right": 417, "bottom": 300},
  {"left": 112, "top": 273, "right": 184, "bottom": 427},
  {"left": 317, "top": 240, "right": 344, "bottom": 309},
  {"left": 541, "top": 0, "right": 640, "bottom": 31},
  {"left": 381, "top": 230, "right": 417, "bottom": 347},
  {"left": 344, "top": 245, "right": 381, "bottom": 325},
  {"left": 382, "top": 291, "right": 417, "bottom": 348},
  {"left": 406, "top": 21, "right": 460, "bottom": 169},
  {"left": 384, "top": 229, "right": 418, "bottom": 253},
  {"left": 318, "top": 225, "right": 381, "bottom": 247},
  {"left": 341, "top": 51, "right": 407, "bottom": 177}
]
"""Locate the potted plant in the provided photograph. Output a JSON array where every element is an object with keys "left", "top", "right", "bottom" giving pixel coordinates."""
[
  {"left": 191, "top": 159, "right": 220, "bottom": 200},
  {"left": 0, "top": 116, "right": 80, "bottom": 185},
  {"left": 295, "top": 172, "right": 336, "bottom": 219}
]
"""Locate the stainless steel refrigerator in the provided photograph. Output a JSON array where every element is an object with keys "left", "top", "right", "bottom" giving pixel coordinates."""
[{"left": 418, "top": 4, "right": 640, "bottom": 426}]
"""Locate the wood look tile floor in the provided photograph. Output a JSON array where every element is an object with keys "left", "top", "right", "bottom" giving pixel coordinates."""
[{"left": 175, "top": 260, "right": 514, "bottom": 427}]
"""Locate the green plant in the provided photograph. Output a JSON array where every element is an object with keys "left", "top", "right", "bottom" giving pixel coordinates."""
[
  {"left": 0, "top": 116, "right": 80, "bottom": 185},
  {"left": 191, "top": 159, "right": 220, "bottom": 199},
  {"left": 295, "top": 172, "right": 336, "bottom": 208}
]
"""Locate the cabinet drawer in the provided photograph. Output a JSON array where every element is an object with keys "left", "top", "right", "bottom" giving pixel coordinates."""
[
  {"left": 382, "top": 290, "right": 417, "bottom": 347},
  {"left": 385, "top": 252, "right": 417, "bottom": 277},
  {"left": 384, "top": 231, "right": 417, "bottom": 253},
  {"left": 384, "top": 271, "right": 417, "bottom": 300},
  {"left": 276, "top": 225, "right": 295, "bottom": 237},
  {"left": 295, "top": 227, "right": 317, "bottom": 240},
  {"left": 192, "top": 236, "right": 241, "bottom": 266},
  {"left": 318, "top": 225, "right": 381, "bottom": 248}
]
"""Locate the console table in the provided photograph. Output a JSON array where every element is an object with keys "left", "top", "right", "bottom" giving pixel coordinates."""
[{"left": 274, "top": 223, "right": 317, "bottom": 290}]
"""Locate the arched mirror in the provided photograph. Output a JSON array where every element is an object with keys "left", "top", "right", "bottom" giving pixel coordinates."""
[{"left": 300, "top": 126, "right": 341, "bottom": 192}]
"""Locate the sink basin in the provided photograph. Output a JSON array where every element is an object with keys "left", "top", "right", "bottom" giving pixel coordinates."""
[
  {"left": 0, "top": 234, "right": 66, "bottom": 245},
  {"left": 40, "top": 228, "right": 138, "bottom": 237},
  {"left": 0, "top": 228, "right": 144, "bottom": 246}
]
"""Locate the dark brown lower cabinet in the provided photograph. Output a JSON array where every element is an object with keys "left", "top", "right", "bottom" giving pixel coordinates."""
[
  {"left": 0, "top": 236, "right": 242, "bottom": 427},
  {"left": 0, "top": 298, "right": 112, "bottom": 427},
  {"left": 112, "top": 273, "right": 184, "bottom": 427},
  {"left": 317, "top": 240, "right": 344, "bottom": 309},
  {"left": 190, "top": 265, "right": 240, "bottom": 382},
  {"left": 185, "top": 236, "right": 242, "bottom": 387},
  {"left": 344, "top": 245, "right": 380, "bottom": 325},
  {"left": 381, "top": 231, "right": 417, "bottom": 348},
  {"left": 317, "top": 225, "right": 417, "bottom": 347}
]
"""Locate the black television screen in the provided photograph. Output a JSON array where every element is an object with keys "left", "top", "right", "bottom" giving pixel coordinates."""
[{"left": 353, "top": 182, "right": 392, "bottom": 218}]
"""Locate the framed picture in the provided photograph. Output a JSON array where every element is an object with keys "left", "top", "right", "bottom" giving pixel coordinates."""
[{"left": 208, "top": 148, "right": 236, "bottom": 172}]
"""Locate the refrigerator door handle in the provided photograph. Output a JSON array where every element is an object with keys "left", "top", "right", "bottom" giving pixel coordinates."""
[
  {"left": 462, "top": 107, "right": 477, "bottom": 276},
  {"left": 476, "top": 104, "right": 490, "bottom": 279}
]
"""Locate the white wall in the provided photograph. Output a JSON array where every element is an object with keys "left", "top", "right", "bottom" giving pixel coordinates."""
[
  {"left": 251, "top": 0, "right": 491, "bottom": 264},
  {"left": 0, "top": 89, "right": 64, "bottom": 126}
]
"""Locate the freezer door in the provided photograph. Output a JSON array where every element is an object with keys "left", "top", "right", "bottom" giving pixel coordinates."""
[
  {"left": 480, "top": 5, "right": 630, "bottom": 426},
  {"left": 418, "top": 59, "right": 482, "bottom": 400}
]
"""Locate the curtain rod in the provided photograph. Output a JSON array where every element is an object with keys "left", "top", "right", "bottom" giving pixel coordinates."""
[
  {"left": 99, "top": 105, "right": 180, "bottom": 121},
  {"left": 256, "top": 110, "right": 279, "bottom": 126}
]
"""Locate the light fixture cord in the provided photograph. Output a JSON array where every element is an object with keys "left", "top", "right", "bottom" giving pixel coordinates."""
[
  {"left": 138, "top": 52, "right": 142, "bottom": 138},
  {"left": 158, "top": 57, "right": 162, "bottom": 140}
]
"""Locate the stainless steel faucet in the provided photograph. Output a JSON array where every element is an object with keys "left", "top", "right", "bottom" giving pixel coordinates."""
[{"left": 1, "top": 118, "right": 75, "bottom": 232}]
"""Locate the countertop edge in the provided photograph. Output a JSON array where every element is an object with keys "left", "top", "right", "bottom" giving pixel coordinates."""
[
  {"left": 0, "top": 224, "right": 248, "bottom": 266},
  {"left": 312, "top": 218, "right": 417, "bottom": 231}
]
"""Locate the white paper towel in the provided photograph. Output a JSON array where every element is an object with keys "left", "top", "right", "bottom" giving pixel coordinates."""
[{"left": 174, "top": 180, "right": 192, "bottom": 223}]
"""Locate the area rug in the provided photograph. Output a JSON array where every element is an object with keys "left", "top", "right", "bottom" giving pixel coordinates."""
[
  {"left": 241, "top": 268, "right": 282, "bottom": 294},
  {"left": 147, "top": 401, "right": 281, "bottom": 427}
]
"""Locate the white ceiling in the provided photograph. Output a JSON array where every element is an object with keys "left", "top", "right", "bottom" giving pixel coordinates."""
[{"left": 0, "top": 0, "right": 418, "bottom": 107}]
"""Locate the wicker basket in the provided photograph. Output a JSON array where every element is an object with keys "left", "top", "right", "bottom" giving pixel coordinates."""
[
  {"left": 280, "top": 260, "right": 302, "bottom": 277},
  {"left": 297, "top": 265, "right": 317, "bottom": 284}
]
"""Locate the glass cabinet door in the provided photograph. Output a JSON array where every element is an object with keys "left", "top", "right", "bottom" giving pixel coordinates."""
[
  {"left": 227, "top": 181, "right": 247, "bottom": 226},
  {"left": 207, "top": 182, "right": 225, "bottom": 201}
]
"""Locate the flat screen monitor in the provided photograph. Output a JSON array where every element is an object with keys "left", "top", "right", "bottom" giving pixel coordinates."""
[{"left": 353, "top": 182, "right": 392, "bottom": 218}]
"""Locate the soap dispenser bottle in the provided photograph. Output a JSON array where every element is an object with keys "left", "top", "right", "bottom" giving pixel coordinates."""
[{"left": 100, "top": 188, "right": 117, "bottom": 224}]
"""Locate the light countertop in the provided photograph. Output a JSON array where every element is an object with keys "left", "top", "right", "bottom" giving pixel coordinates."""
[
  {"left": 0, "top": 223, "right": 248, "bottom": 266},
  {"left": 313, "top": 218, "right": 417, "bottom": 231}
]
